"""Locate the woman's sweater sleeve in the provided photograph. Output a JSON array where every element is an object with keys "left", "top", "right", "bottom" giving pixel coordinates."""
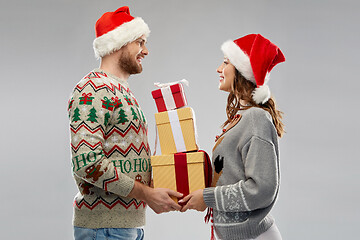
[{"left": 203, "top": 135, "right": 279, "bottom": 212}]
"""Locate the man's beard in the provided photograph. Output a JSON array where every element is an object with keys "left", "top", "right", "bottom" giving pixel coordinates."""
[{"left": 118, "top": 50, "right": 142, "bottom": 75}]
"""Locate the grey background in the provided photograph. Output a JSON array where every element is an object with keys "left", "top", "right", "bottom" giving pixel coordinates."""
[{"left": 1, "top": 0, "right": 359, "bottom": 239}]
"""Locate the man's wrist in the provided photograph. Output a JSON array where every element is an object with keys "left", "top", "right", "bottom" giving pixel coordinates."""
[{"left": 128, "top": 181, "right": 150, "bottom": 201}]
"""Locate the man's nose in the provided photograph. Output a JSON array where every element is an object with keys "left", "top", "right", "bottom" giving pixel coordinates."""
[{"left": 142, "top": 45, "right": 149, "bottom": 55}]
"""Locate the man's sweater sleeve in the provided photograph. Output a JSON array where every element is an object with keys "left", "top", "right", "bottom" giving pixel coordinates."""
[
  {"left": 69, "top": 85, "right": 134, "bottom": 197},
  {"left": 203, "top": 136, "right": 279, "bottom": 212}
]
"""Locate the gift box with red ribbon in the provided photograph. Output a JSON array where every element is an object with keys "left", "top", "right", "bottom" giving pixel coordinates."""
[
  {"left": 151, "top": 151, "right": 212, "bottom": 203},
  {"left": 154, "top": 107, "right": 198, "bottom": 155},
  {"left": 151, "top": 83, "right": 187, "bottom": 112}
]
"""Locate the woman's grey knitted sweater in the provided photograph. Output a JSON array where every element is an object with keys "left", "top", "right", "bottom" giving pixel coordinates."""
[{"left": 203, "top": 107, "right": 280, "bottom": 240}]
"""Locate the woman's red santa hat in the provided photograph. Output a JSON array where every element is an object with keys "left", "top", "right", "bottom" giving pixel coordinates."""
[
  {"left": 221, "top": 34, "right": 285, "bottom": 104},
  {"left": 93, "top": 6, "right": 150, "bottom": 59}
]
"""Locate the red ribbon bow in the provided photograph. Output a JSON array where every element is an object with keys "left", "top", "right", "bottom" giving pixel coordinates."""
[{"left": 82, "top": 92, "right": 92, "bottom": 97}]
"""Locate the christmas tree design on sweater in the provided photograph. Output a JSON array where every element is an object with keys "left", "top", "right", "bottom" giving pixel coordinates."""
[{"left": 68, "top": 69, "right": 151, "bottom": 229}]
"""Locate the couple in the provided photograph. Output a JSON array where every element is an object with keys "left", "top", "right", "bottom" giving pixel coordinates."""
[{"left": 68, "top": 6, "right": 285, "bottom": 240}]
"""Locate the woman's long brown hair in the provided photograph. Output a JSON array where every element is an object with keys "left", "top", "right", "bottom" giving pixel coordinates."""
[{"left": 223, "top": 70, "right": 285, "bottom": 138}]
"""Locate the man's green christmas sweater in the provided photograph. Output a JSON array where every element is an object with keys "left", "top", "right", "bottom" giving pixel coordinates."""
[{"left": 68, "top": 69, "right": 151, "bottom": 228}]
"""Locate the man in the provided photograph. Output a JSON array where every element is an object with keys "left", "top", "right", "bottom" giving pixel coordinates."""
[{"left": 68, "top": 6, "right": 182, "bottom": 240}]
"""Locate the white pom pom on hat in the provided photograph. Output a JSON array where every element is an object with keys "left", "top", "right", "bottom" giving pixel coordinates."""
[
  {"left": 221, "top": 34, "right": 285, "bottom": 104},
  {"left": 252, "top": 84, "right": 271, "bottom": 104}
]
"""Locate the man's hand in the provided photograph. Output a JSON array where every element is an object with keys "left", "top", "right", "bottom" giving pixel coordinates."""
[
  {"left": 128, "top": 181, "right": 183, "bottom": 214},
  {"left": 145, "top": 188, "right": 183, "bottom": 214},
  {"left": 179, "top": 189, "right": 207, "bottom": 212}
]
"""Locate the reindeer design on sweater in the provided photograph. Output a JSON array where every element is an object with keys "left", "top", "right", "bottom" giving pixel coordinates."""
[
  {"left": 211, "top": 115, "right": 242, "bottom": 186},
  {"left": 212, "top": 155, "right": 224, "bottom": 187}
]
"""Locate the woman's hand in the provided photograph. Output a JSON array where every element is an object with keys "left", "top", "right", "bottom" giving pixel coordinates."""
[
  {"left": 128, "top": 181, "right": 183, "bottom": 214},
  {"left": 179, "top": 189, "right": 207, "bottom": 212}
]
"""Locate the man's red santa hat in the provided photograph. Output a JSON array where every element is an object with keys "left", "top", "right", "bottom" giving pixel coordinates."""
[
  {"left": 93, "top": 6, "right": 150, "bottom": 59},
  {"left": 221, "top": 34, "right": 285, "bottom": 104}
]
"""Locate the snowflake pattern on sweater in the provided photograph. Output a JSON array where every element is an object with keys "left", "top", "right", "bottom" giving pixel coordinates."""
[{"left": 203, "top": 107, "right": 280, "bottom": 239}]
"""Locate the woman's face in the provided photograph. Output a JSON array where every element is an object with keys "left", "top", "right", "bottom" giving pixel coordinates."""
[{"left": 217, "top": 58, "right": 236, "bottom": 92}]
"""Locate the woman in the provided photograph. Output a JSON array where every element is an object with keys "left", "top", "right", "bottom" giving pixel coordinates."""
[{"left": 179, "top": 34, "right": 285, "bottom": 240}]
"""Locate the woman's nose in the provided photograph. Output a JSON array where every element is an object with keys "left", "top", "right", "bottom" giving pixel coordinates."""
[{"left": 217, "top": 64, "right": 223, "bottom": 73}]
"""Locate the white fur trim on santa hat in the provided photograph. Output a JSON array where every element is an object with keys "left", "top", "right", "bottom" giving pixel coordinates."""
[
  {"left": 252, "top": 84, "right": 271, "bottom": 104},
  {"left": 221, "top": 40, "right": 255, "bottom": 84},
  {"left": 93, "top": 17, "right": 150, "bottom": 59}
]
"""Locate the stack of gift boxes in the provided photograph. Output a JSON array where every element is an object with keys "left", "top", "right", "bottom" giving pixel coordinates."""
[{"left": 151, "top": 82, "right": 212, "bottom": 203}]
